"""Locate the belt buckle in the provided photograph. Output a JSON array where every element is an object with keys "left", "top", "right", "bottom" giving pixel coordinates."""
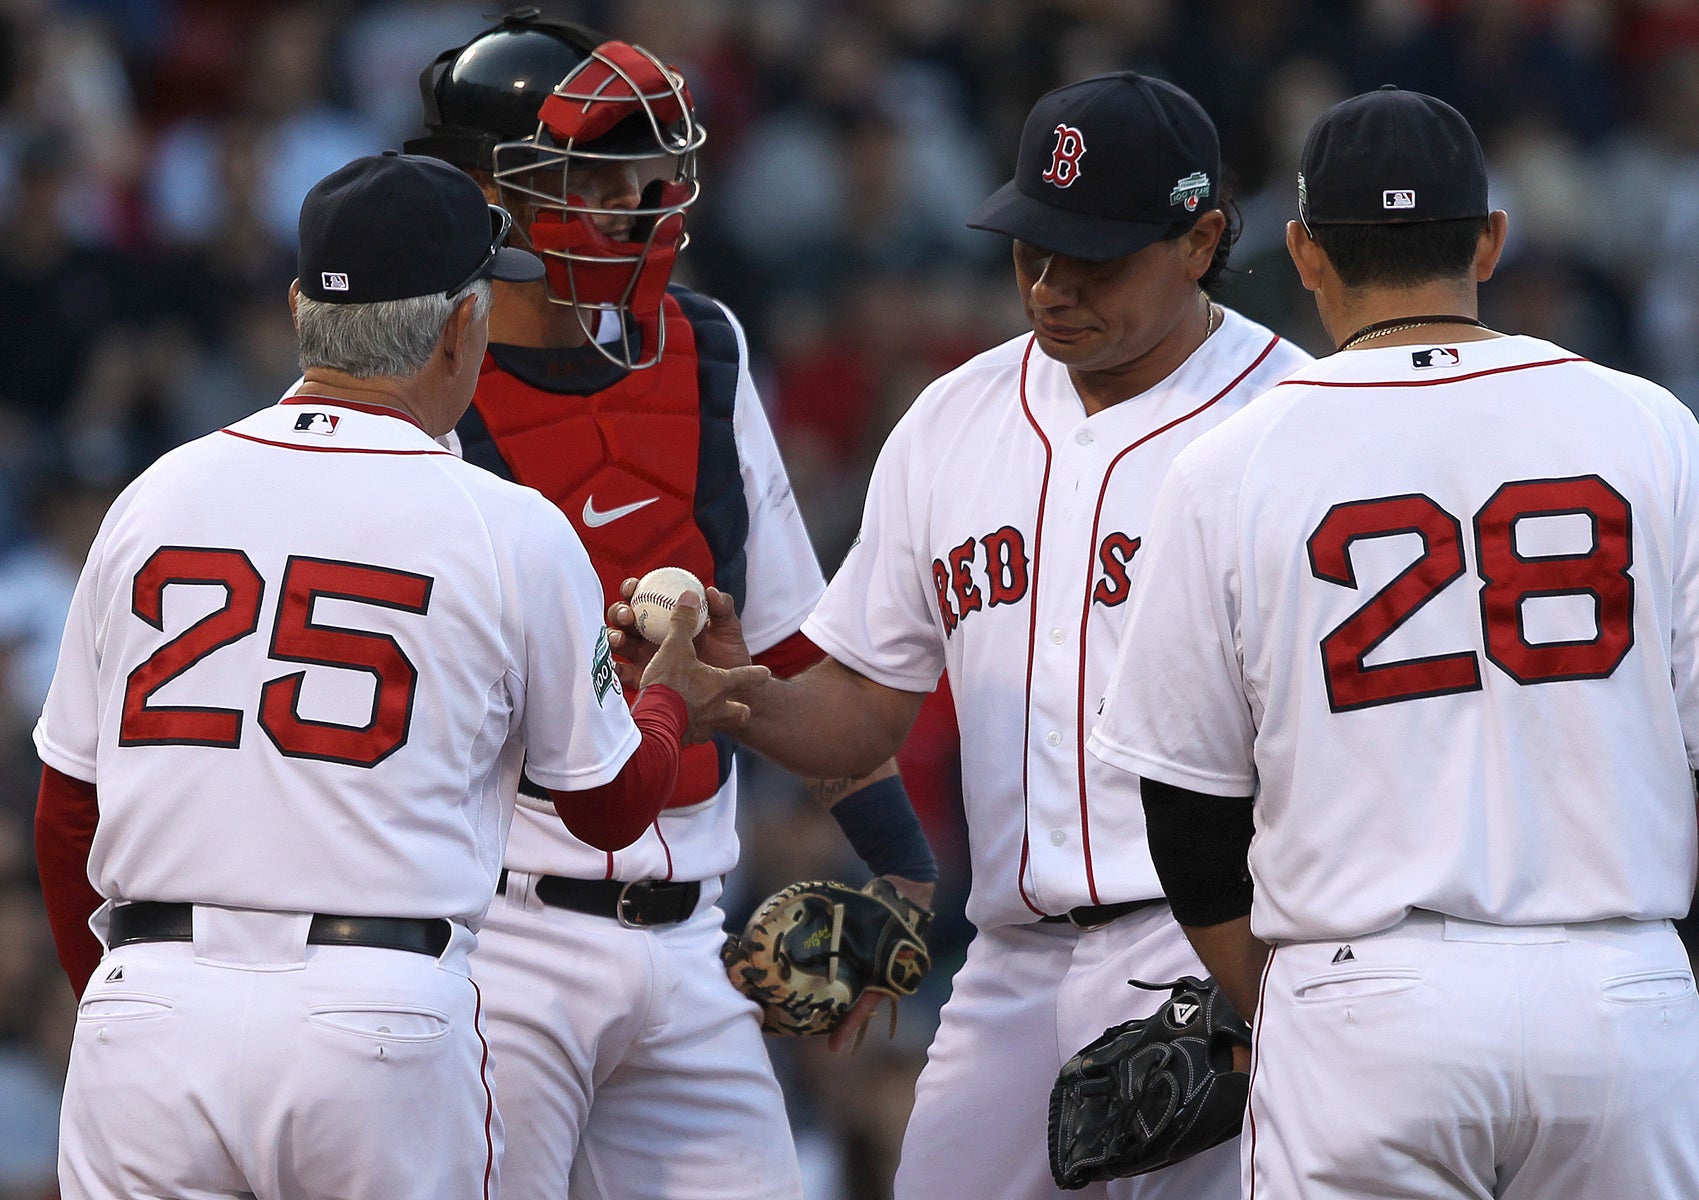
[
  {"left": 1067, "top": 907, "right": 1114, "bottom": 932},
  {"left": 616, "top": 881, "right": 650, "bottom": 929}
]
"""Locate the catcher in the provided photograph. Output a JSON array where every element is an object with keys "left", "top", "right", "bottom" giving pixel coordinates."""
[{"left": 413, "top": 14, "right": 939, "bottom": 1196}]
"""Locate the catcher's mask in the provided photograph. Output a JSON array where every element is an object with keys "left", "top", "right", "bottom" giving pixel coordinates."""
[
  {"left": 406, "top": 9, "right": 703, "bottom": 370},
  {"left": 493, "top": 40, "right": 703, "bottom": 370}
]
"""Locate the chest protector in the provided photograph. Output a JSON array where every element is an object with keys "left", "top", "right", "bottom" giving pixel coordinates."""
[{"left": 458, "top": 288, "right": 748, "bottom": 807}]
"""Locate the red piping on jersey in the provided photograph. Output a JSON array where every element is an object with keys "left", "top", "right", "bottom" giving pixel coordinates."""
[
  {"left": 655, "top": 818, "right": 675, "bottom": 882},
  {"left": 1246, "top": 947, "right": 1276, "bottom": 1200},
  {"left": 1273, "top": 356, "right": 1585, "bottom": 389},
  {"left": 217, "top": 430, "right": 453, "bottom": 456},
  {"left": 472, "top": 978, "right": 495, "bottom": 1200},
  {"left": 1072, "top": 335, "right": 1281, "bottom": 905},
  {"left": 1013, "top": 337, "right": 1054, "bottom": 918},
  {"left": 603, "top": 821, "right": 673, "bottom": 884},
  {"left": 279, "top": 395, "right": 428, "bottom": 430}
]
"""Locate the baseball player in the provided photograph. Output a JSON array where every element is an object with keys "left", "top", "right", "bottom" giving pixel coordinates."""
[
  {"left": 30, "top": 152, "right": 763, "bottom": 1200},
  {"left": 404, "top": 13, "right": 936, "bottom": 1198},
  {"left": 1089, "top": 87, "right": 1699, "bottom": 1199},
  {"left": 692, "top": 73, "right": 1310, "bottom": 1200}
]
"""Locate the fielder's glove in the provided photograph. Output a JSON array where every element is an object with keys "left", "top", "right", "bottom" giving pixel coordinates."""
[
  {"left": 1048, "top": 975, "right": 1251, "bottom": 1189},
  {"left": 722, "top": 877, "right": 932, "bottom": 1041}
]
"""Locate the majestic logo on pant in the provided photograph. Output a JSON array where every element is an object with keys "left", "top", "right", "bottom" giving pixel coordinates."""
[
  {"left": 1042, "top": 124, "right": 1086, "bottom": 189},
  {"left": 1332, "top": 945, "right": 1356, "bottom": 964}
]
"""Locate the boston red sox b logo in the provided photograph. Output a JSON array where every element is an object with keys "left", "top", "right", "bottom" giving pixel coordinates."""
[{"left": 1042, "top": 124, "right": 1086, "bottom": 189}]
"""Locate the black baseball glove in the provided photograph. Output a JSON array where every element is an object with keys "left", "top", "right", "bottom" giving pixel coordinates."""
[
  {"left": 722, "top": 877, "right": 932, "bottom": 1040},
  {"left": 1048, "top": 975, "right": 1251, "bottom": 1189}
]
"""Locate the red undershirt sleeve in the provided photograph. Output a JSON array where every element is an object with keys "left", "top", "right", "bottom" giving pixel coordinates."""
[
  {"left": 35, "top": 764, "right": 106, "bottom": 997},
  {"left": 548, "top": 685, "right": 687, "bottom": 851},
  {"left": 752, "top": 630, "right": 826, "bottom": 681}
]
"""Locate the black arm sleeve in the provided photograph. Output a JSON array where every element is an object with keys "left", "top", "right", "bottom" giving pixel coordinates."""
[{"left": 1142, "top": 777, "right": 1255, "bottom": 927}]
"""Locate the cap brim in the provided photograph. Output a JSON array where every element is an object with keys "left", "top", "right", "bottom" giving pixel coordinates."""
[
  {"left": 487, "top": 245, "right": 545, "bottom": 283},
  {"left": 966, "top": 179, "right": 1173, "bottom": 262}
]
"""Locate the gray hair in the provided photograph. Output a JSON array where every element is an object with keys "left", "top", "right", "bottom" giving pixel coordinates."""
[{"left": 296, "top": 278, "right": 493, "bottom": 379}]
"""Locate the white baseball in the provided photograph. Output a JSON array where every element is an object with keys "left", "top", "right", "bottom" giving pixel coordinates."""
[{"left": 631, "top": 566, "right": 708, "bottom": 643}]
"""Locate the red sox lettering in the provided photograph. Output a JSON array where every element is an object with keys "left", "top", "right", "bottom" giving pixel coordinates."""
[
  {"left": 1091, "top": 533, "right": 1141, "bottom": 607},
  {"left": 930, "top": 527, "right": 1142, "bottom": 633}
]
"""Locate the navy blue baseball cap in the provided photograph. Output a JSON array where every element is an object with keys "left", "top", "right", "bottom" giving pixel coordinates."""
[
  {"left": 968, "top": 72, "right": 1220, "bottom": 263},
  {"left": 298, "top": 151, "right": 543, "bottom": 303},
  {"left": 1299, "top": 86, "right": 1488, "bottom": 226}
]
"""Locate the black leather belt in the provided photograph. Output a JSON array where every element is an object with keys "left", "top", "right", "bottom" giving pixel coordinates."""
[
  {"left": 1039, "top": 897, "right": 1166, "bottom": 929},
  {"left": 497, "top": 869, "right": 700, "bottom": 928},
  {"left": 107, "top": 901, "right": 452, "bottom": 957}
]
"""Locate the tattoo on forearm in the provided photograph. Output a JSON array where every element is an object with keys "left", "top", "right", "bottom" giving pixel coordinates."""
[{"left": 807, "top": 777, "right": 866, "bottom": 807}]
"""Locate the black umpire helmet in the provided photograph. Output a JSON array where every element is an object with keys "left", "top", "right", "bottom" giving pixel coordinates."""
[{"left": 403, "top": 7, "right": 600, "bottom": 172}]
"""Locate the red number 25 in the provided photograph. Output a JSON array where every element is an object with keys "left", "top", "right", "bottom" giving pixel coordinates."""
[{"left": 118, "top": 547, "right": 432, "bottom": 767}]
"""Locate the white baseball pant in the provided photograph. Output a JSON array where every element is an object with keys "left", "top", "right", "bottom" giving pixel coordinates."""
[
  {"left": 60, "top": 906, "right": 497, "bottom": 1200},
  {"left": 474, "top": 874, "right": 803, "bottom": 1200},
  {"left": 1248, "top": 911, "right": 1699, "bottom": 1199},
  {"left": 894, "top": 905, "right": 1240, "bottom": 1200}
]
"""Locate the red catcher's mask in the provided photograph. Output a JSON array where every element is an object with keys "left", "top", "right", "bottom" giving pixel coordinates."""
[{"left": 492, "top": 39, "right": 704, "bottom": 370}]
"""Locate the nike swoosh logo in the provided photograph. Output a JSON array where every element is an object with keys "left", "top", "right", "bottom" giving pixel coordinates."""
[{"left": 582, "top": 495, "right": 660, "bottom": 528}]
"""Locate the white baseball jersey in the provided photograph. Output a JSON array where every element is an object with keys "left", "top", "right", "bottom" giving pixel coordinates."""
[
  {"left": 805, "top": 309, "right": 1309, "bottom": 930},
  {"left": 490, "top": 295, "right": 825, "bottom": 885},
  {"left": 1090, "top": 335, "right": 1699, "bottom": 943},
  {"left": 34, "top": 396, "right": 639, "bottom": 928}
]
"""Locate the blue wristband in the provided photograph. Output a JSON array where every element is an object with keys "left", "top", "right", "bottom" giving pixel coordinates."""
[{"left": 829, "top": 775, "right": 939, "bottom": 883}]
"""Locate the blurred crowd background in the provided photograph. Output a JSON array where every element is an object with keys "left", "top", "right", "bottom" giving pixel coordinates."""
[{"left": 4, "top": 0, "right": 1699, "bottom": 1196}]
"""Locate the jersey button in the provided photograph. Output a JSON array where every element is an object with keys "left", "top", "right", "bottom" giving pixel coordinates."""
[
  {"left": 1049, "top": 627, "right": 1065, "bottom": 644},
  {"left": 1075, "top": 429, "right": 1093, "bottom": 445},
  {"left": 1050, "top": 829, "right": 1067, "bottom": 846},
  {"left": 1045, "top": 730, "right": 1062, "bottom": 746}
]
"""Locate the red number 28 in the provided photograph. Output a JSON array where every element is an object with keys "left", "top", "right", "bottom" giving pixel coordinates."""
[
  {"left": 1307, "top": 475, "right": 1634, "bottom": 712},
  {"left": 120, "top": 548, "right": 432, "bottom": 767}
]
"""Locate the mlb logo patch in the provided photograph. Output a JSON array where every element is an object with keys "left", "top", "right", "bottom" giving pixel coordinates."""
[
  {"left": 1383, "top": 190, "right": 1416, "bottom": 210},
  {"left": 1411, "top": 347, "right": 1460, "bottom": 369},
  {"left": 321, "top": 272, "right": 350, "bottom": 291},
  {"left": 294, "top": 412, "right": 340, "bottom": 435}
]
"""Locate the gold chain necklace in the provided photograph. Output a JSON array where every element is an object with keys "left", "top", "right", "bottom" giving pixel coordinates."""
[{"left": 1339, "top": 314, "right": 1485, "bottom": 351}]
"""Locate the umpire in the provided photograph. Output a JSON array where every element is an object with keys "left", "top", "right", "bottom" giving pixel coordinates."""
[{"left": 33, "top": 152, "right": 763, "bottom": 1200}]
